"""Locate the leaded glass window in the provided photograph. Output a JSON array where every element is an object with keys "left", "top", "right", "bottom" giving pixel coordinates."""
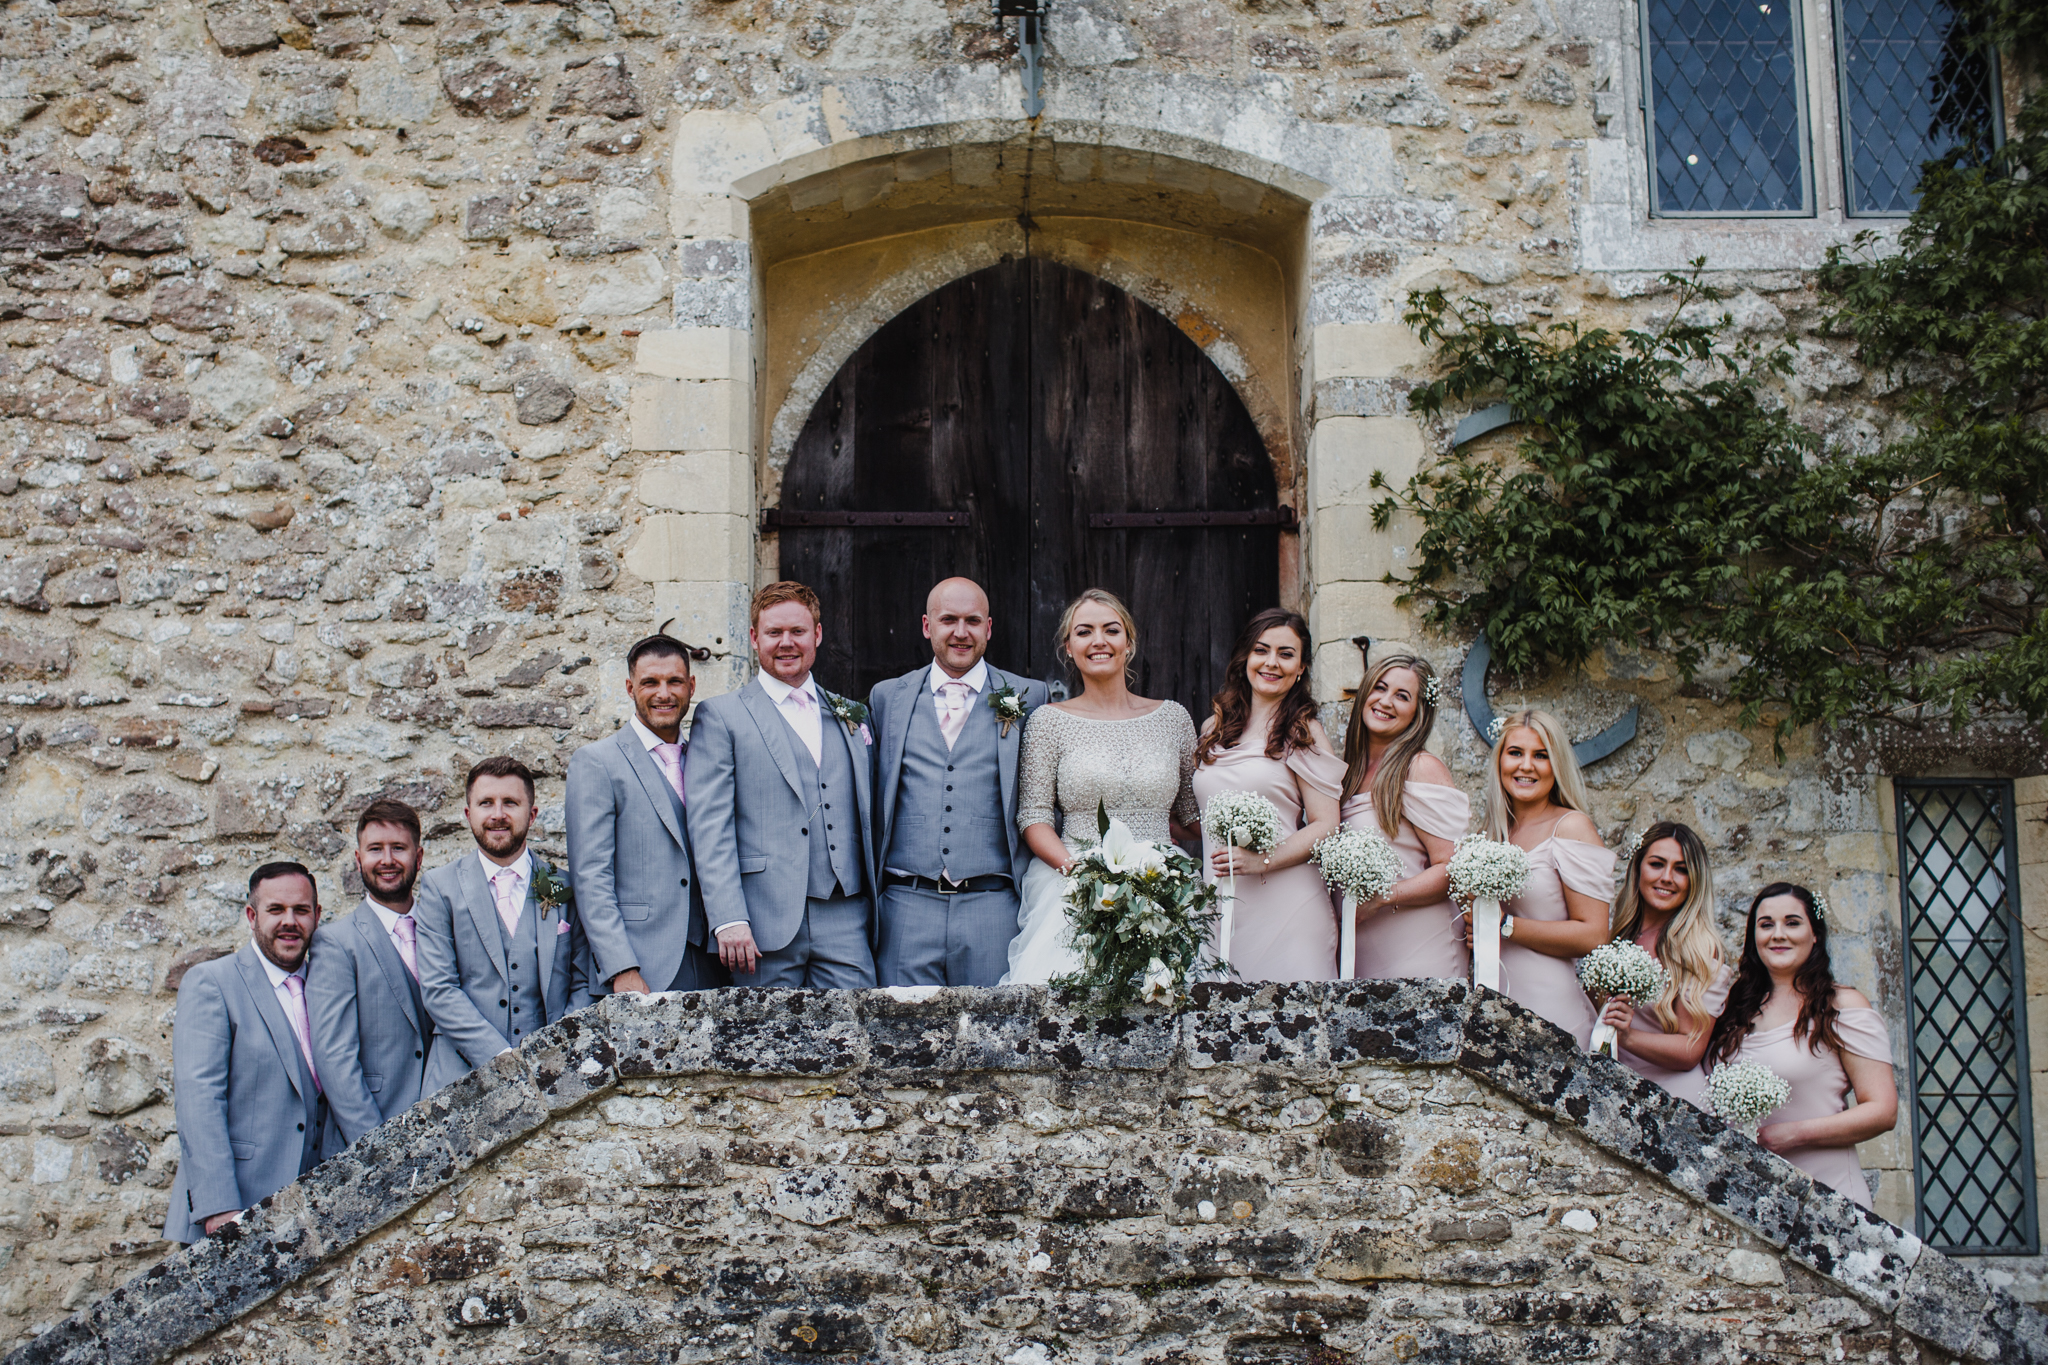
[
  {"left": 1644, "top": 0, "right": 1811, "bottom": 216},
  {"left": 1837, "top": 0, "right": 2002, "bottom": 215},
  {"left": 1897, "top": 781, "right": 2038, "bottom": 1255}
]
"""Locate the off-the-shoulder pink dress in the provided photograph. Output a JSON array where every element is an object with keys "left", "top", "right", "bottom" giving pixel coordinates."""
[
  {"left": 1194, "top": 741, "right": 1346, "bottom": 983},
  {"left": 1621, "top": 961, "right": 1733, "bottom": 1105},
  {"left": 1339, "top": 782, "right": 1473, "bottom": 980},
  {"left": 1732, "top": 1006, "right": 1893, "bottom": 1207},
  {"left": 1500, "top": 837, "right": 1615, "bottom": 1047}
]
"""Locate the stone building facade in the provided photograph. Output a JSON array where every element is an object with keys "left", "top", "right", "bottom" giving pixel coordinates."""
[{"left": 0, "top": 0, "right": 2040, "bottom": 1342}]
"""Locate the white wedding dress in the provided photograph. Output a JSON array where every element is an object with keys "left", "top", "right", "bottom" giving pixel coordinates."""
[{"left": 1000, "top": 701, "right": 1200, "bottom": 985}]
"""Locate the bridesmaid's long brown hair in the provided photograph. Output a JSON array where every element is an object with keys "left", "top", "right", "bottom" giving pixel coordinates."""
[
  {"left": 1340, "top": 653, "right": 1440, "bottom": 840},
  {"left": 1195, "top": 609, "right": 1319, "bottom": 766},
  {"left": 1708, "top": 883, "right": 1846, "bottom": 1066}
]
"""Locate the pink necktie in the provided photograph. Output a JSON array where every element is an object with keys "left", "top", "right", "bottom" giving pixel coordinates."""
[
  {"left": 938, "top": 681, "right": 971, "bottom": 750},
  {"left": 281, "top": 974, "right": 321, "bottom": 1095},
  {"left": 654, "top": 742, "right": 685, "bottom": 802},
  {"left": 788, "top": 690, "right": 822, "bottom": 765},
  {"left": 390, "top": 915, "right": 418, "bottom": 981},
  {"left": 490, "top": 867, "right": 523, "bottom": 934}
]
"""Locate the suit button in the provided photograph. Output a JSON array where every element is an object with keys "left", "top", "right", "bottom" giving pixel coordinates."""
[
  {"left": 945, "top": 806, "right": 952, "bottom": 812},
  {"left": 800, "top": 827, "right": 808, "bottom": 836},
  {"left": 680, "top": 878, "right": 688, "bottom": 888},
  {"left": 500, "top": 999, "right": 508, "bottom": 1007},
  {"left": 947, "top": 765, "right": 954, "bottom": 772},
  {"left": 946, "top": 785, "right": 953, "bottom": 791},
  {"left": 297, "top": 1122, "right": 305, "bottom": 1132},
  {"left": 415, "top": 1051, "right": 423, "bottom": 1059},
  {"left": 943, "top": 827, "right": 951, "bottom": 833}
]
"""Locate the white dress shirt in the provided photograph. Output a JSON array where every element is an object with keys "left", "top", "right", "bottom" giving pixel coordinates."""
[
  {"left": 630, "top": 714, "right": 687, "bottom": 803},
  {"left": 756, "top": 670, "right": 824, "bottom": 766},
  {"left": 363, "top": 898, "right": 418, "bottom": 977},
  {"left": 477, "top": 847, "right": 533, "bottom": 933},
  {"left": 928, "top": 657, "right": 988, "bottom": 717},
  {"left": 254, "top": 946, "right": 319, "bottom": 1088}
]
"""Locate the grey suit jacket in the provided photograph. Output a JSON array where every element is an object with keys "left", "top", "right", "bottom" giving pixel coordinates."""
[
  {"left": 412, "top": 851, "right": 594, "bottom": 1091},
  {"left": 305, "top": 904, "right": 432, "bottom": 1147},
  {"left": 869, "top": 663, "right": 1049, "bottom": 886},
  {"left": 565, "top": 725, "right": 703, "bottom": 991},
  {"left": 164, "top": 941, "right": 334, "bottom": 1244},
  {"left": 685, "top": 675, "right": 879, "bottom": 954}
]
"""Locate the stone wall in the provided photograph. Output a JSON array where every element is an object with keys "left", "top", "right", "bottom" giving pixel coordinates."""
[
  {"left": 8, "top": 983, "right": 2047, "bottom": 1365},
  {"left": 0, "top": 0, "right": 2039, "bottom": 1338}
]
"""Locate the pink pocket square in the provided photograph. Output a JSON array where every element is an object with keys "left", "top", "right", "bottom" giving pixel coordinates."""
[
  {"left": 556, "top": 919, "right": 571, "bottom": 935},
  {"left": 858, "top": 723, "right": 873, "bottom": 746}
]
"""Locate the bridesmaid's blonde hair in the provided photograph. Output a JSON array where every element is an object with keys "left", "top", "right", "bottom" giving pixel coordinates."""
[
  {"left": 1340, "top": 653, "right": 1440, "bottom": 840},
  {"left": 1055, "top": 588, "right": 1138, "bottom": 685},
  {"left": 1610, "top": 821, "right": 1726, "bottom": 1034},
  {"left": 1482, "top": 708, "right": 1593, "bottom": 841}
]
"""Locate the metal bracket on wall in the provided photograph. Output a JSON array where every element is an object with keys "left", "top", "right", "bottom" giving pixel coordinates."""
[
  {"left": 1452, "top": 402, "right": 1518, "bottom": 448},
  {"left": 1087, "top": 508, "right": 1298, "bottom": 528},
  {"left": 759, "top": 510, "right": 974, "bottom": 530},
  {"left": 1461, "top": 631, "right": 1639, "bottom": 766},
  {"left": 997, "top": 0, "right": 1049, "bottom": 117}
]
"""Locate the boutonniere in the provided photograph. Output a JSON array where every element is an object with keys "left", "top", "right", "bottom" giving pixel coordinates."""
[
  {"left": 989, "top": 684, "right": 1028, "bottom": 738},
  {"left": 531, "top": 862, "right": 574, "bottom": 922},
  {"left": 826, "top": 692, "right": 871, "bottom": 743}
]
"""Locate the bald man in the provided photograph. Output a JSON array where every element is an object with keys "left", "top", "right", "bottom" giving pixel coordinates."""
[{"left": 867, "top": 578, "right": 1049, "bottom": 987}]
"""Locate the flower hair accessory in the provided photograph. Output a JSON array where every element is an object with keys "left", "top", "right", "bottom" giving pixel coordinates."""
[
  {"left": 1485, "top": 715, "right": 1507, "bottom": 746},
  {"left": 1420, "top": 674, "right": 1441, "bottom": 708},
  {"left": 1809, "top": 891, "right": 1829, "bottom": 924},
  {"left": 1623, "top": 828, "right": 1648, "bottom": 862}
]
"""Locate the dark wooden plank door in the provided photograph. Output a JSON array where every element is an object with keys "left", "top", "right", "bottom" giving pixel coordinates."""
[{"left": 779, "top": 259, "right": 1277, "bottom": 711}]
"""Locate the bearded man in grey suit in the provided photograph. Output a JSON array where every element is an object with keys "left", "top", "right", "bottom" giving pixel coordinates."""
[
  {"left": 565, "top": 631, "right": 727, "bottom": 995},
  {"left": 869, "top": 577, "right": 1048, "bottom": 987},
  {"left": 686, "top": 580, "right": 879, "bottom": 989},
  {"left": 165, "top": 862, "right": 336, "bottom": 1242},
  {"left": 306, "top": 799, "right": 434, "bottom": 1146},
  {"left": 414, "top": 757, "right": 594, "bottom": 1088}
]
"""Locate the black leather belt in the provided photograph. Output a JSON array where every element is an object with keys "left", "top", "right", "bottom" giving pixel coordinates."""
[{"left": 884, "top": 873, "right": 1011, "bottom": 895}]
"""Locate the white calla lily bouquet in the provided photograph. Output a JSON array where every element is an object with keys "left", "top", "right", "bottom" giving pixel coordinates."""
[
  {"left": 1704, "top": 1060, "right": 1792, "bottom": 1141},
  {"left": 1055, "top": 802, "right": 1224, "bottom": 1009}
]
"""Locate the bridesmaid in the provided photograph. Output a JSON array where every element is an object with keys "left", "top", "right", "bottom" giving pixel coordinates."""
[
  {"left": 1598, "top": 821, "right": 1731, "bottom": 1103},
  {"left": 1193, "top": 609, "right": 1344, "bottom": 982},
  {"left": 1479, "top": 709, "right": 1612, "bottom": 1046},
  {"left": 1337, "top": 654, "right": 1471, "bottom": 979},
  {"left": 1707, "top": 884, "right": 1898, "bottom": 1207}
]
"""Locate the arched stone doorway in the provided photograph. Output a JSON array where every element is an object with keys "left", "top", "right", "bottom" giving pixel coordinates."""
[{"left": 775, "top": 258, "right": 1281, "bottom": 712}]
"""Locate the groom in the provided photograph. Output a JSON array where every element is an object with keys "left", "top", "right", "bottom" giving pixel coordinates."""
[
  {"left": 687, "top": 580, "right": 879, "bottom": 988},
  {"left": 869, "top": 577, "right": 1048, "bottom": 987}
]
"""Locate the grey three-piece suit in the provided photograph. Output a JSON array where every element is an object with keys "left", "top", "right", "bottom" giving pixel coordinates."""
[
  {"left": 412, "top": 852, "right": 595, "bottom": 1091},
  {"left": 686, "top": 676, "right": 880, "bottom": 988},
  {"left": 305, "top": 902, "right": 435, "bottom": 1147},
  {"left": 565, "top": 726, "right": 726, "bottom": 994},
  {"left": 869, "top": 664, "right": 1048, "bottom": 987},
  {"left": 164, "top": 941, "right": 337, "bottom": 1243}
]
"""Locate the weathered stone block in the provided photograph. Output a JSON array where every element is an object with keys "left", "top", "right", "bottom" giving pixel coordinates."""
[
  {"left": 639, "top": 451, "right": 750, "bottom": 516},
  {"left": 0, "top": 173, "right": 93, "bottom": 252},
  {"left": 441, "top": 60, "right": 538, "bottom": 120},
  {"left": 622, "top": 513, "right": 751, "bottom": 585},
  {"left": 81, "top": 1036, "right": 166, "bottom": 1116},
  {"left": 1311, "top": 415, "right": 1426, "bottom": 508},
  {"left": 635, "top": 328, "right": 752, "bottom": 382},
  {"left": 629, "top": 378, "right": 751, "bottom": 453}
]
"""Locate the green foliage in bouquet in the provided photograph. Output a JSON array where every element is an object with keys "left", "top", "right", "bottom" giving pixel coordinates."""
[{"left": 1052, "top": 802, "right": 1224, "bottom": 1010}]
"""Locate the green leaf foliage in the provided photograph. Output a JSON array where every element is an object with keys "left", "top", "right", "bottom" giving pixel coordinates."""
[{"left": 1376, "top": 24, "right": 2046, "bottom": 750}]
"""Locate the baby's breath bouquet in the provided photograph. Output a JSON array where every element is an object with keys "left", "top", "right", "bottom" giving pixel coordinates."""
[
  {"left": 1204, "top": 790, "right": 1285, "bottom": 967},
  {"left": 1704, "top": 1060, "right": 1792, "bottom": 1141},
  {"left": 1446, "top": 836, "right": 1532, "bottom": 990},
  {"left": 1578, "top": 941, "right": 1672, "bottom": 1058},
  {"left": 1055, "top": 802, "right": 1223, "bottom": 1009},
  {"left": 1312, "top": 827, "right": 1403, "bottom": 981}
]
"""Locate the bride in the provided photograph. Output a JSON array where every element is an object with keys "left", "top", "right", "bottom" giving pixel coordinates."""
[{"left": 1001, "top": 588, "right": 1201, "bottom": 985}]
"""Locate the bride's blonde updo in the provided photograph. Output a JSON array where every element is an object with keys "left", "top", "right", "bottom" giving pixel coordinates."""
[{"left": 1056, "top": 588, "right": 1139, "bottom": 684}]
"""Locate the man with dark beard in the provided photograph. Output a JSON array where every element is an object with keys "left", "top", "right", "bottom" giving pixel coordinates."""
[
  {"left": 307, "top": 799, "right": 437, "bottom": 1146},
  {"left": 413, "top": 757, "right": 594, "bottom": 1088}
]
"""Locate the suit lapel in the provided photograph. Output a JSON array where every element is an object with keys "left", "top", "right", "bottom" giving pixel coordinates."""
[
  {"left": 741, "top": 677, "right": 807, "bottom": 801},
  {"left": 530, "top": 863, "right": 556, "bottom": 1003},
  {"left": 235, "top": 944, "right": 312, "bottom": 1104},
  {"left": 989, "top": 666, "right": 1021, "bottom": 826},
  {"left": 618, "top": 727, "right": 686, "bottom": 850},
  {"left": 880, "top": 669, "right": 917, "bottom": 833},
  {"left": 356, "top": 908, "right": 420, "bottom": 1034},
  {"left": 458, "top": 854, "right": 510, "bottom": 983}
]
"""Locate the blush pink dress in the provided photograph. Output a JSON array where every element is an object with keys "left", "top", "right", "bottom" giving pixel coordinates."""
[
  {"left": 1194, "top": 740, "right": 1346, "bottom": 983},
  {"left": 1731, "top": 1006, "right": 1893, "bottom": 1207},
  {"left": 1500, "top": 837, "right": 1615, "bottom": 1047},
  {"left": 1338, "top": 782, "right": 1473, "bottom": 980},
  {"left": 1621, "top": 961, "right": 1734, "bottom": 1105}
]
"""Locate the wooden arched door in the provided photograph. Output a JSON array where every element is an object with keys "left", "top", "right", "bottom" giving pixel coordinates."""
[{"left": 775, "top": 259, "right": 1283, "bottom": 713}]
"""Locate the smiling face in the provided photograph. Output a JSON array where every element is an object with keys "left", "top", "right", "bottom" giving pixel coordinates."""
[
  {"left": 752, "top": 600, "right": 820, "bottom": 687},
  {"left": 1064, "top": 599, "right": 1131, "bottom": 684},
  {"left": 924, "top": 578, "right": 993, "bottom": 678},
  {"left": 355, "top": 820, "right": 423, "bottom": 909},
  {"left": 1362, "top": 666, "right": 1422, "bottom": 740},
  {"left": 1752, "top": 893, "right": 1817, "bottom": 977},
  {"left": 1497, "top": 726, "right": 1558, "bottom": 808},
  {"left": 465, "top": 774, "right": 534, "bottom": 862},
  {"left": 1637, "top": 837, "right": 1690, "bottom": 915},
  {"left": 1245, "top": 624, "right": 1306, "bottom": 701},
  {"left": 627, "top": 649, "right": 696, "bottom": 741},
  {"left": 247, "top": 872, "right": 320, "bottom": 972}
]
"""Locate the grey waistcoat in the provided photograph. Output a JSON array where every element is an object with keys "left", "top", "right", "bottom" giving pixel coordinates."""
[
  {"left": 885, "top": 689, "right": 1008, "bottom": 882},
  {"left": 795, "top": 719, "right": 864, "bottom": 900},
  {"left": 492, "top": 897, "right": 550, "bottom": 1045}
]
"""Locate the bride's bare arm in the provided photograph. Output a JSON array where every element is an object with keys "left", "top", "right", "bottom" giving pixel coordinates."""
[{"left": 1024, "top": 823, "right": 1072, "bottom": 873}]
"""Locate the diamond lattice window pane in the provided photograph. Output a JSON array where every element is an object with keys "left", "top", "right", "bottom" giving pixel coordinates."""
[
  {"left": 1646, "top": 0, "right": 1808, "bottom": 214},
  {"left": 1838, "top": 0, "right": 2000, "bottom": 215},
  {"left": 1898, "top": 782, "right": 2037, "bottom": 1254}
]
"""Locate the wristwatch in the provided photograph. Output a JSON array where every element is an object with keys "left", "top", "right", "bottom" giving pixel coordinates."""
[{"left": 1500, "top": 915, "right": 1516, "bottom": 939}]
